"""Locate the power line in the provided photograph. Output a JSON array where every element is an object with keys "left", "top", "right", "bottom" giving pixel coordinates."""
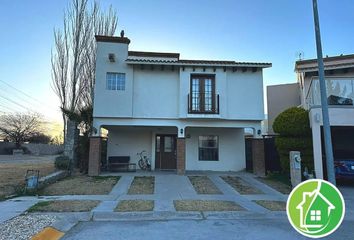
[
  {"left": 0, "top": 103, "right": 17, "bottom": 112},
  {"left": 0, "top": 79, "right": 53, "bottom": 109},
  {"left": 0, "top": 94, "right": 35, "bottom": 112}
]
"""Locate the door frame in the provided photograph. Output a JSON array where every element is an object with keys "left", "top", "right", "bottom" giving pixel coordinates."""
[{"left": 155, "top": 134, "right": 177, "bottom": 170}]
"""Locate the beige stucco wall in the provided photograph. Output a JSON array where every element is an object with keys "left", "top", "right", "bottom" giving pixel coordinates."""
[{"left": 267, "top": 83, "right": 301, "bottom": 134}]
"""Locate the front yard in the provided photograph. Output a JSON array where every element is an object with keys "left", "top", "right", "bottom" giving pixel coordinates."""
[
  {"left": 28, "top": 200, "right": 100, "bottom": 212},
  {"left": 0, "top": 155, "right": 56, "bottom": 199},
  {"left": 40, "top": 175, "right": 120, "bottom": 195}
]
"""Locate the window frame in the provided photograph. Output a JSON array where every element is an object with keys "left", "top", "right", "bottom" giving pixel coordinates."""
[
  {"left": 106, "top": 72, "right": 126, "bottom": 91},
  {"left": 198, "top": 135, "right": 219, "bottom": 161},
  {"left": 190, "top": 74, "right": 216, "bottom": 113}
]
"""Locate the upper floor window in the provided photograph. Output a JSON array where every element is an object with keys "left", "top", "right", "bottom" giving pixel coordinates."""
[
  {"left": 189, "top": 74, "right": 218, "bottom": 114},
  {"left": 106, "top": 72, "right": 125, "bottom": 90}
]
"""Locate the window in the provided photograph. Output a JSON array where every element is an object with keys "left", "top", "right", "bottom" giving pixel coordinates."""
[
  {"left": 106, "top": 72, "right": 125, "bottom": 90},
  {"left": 199, "top": 136, "right": 218, "bottom": 161},
  {"left": 310, "top": 210, "right": 321, "bottom": 221},
  {"left": 190, "top": 74, "right": 217, "bottom": 113}
]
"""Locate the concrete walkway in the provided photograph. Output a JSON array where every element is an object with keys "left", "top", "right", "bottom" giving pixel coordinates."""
[
  {"left": 0, "top": 171, "right": 287, "bottom": 224},
  {"left": 91, "top": 171, "right": 289, "bottom": 215}
]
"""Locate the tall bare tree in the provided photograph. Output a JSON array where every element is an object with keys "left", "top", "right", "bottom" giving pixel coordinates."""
[
  {"left": 0, "top": 113, "right": 43, "bottom": 148},
  {"left": 51, "top": 0, "right": 118, "bottom": 141}
]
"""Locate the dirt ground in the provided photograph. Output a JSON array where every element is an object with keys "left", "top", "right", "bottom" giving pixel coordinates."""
[
  {"left": 28, "top": 200, "right": 100, "bottom": 212},
  {"left": 0, "top": 155, "right": 56, "bottom": 198},
  {"left": 40, "top": 175, "right": 120, "bottom": 195},
  {"left": 174, "top": 200, "right": 244, "bottom": 211},
  {"left": 253, "top": 200, "right": 286, "bottom": 211},
  {"left": 127, "top": 176, "right": 154, "bottom": 195},
  {"left": 256, "top": 177, "right": 292, "bottom": 194},
  {"left": 188, "top": 176, "right": 222, "bottom": 194},
  {"left": 115, "top": 200, "right": 154, "bottom": 212},
  {"left": 221, "top": 176, "right": 263, "bottom": 195}
]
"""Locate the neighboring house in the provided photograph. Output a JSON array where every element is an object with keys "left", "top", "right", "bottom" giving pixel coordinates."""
[
  {"left": 88, "top": 35, "right": 271, "bottom": 175},
  {"left": 296, "top": 54, "right": 354, "bottom": 179},
  {"left": 267, "top": 83, "right": 301, "bottom": 134},
  {"left": 266, "top": 54, "right": 354, "bottom": 179}
]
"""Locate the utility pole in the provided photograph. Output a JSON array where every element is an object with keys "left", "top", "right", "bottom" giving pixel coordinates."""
[{"left": 312, "top": 0, "right": 336, "bottom": 185}]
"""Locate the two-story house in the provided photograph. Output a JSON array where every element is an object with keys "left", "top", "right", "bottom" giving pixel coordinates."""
[
  {"left": 295, "top": 54, "right": 354, "bottom": 179},
  {"left": 88, "top": 35, "right": 271, "bottom": 176}
]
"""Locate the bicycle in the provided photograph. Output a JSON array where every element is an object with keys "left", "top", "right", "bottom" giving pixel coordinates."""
[{"left": 137, "top": 150, "right": 151, "bottom": 171}]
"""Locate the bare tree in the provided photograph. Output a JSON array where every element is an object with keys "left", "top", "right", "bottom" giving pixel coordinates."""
[
  {"left": 0, "top": 113, "right": 43, "bottom": 148},
  {"left": 51, "top": 0, "right": 118, "bottom": 140}
]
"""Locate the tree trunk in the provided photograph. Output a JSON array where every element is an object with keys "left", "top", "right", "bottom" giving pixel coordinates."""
[{"left": 64, "top": 119, "right": 79, "bottom": 168}]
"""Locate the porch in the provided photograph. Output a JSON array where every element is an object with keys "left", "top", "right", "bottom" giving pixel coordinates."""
[{"left": 88, "top": 125, "right": 251, "bottom": 176}]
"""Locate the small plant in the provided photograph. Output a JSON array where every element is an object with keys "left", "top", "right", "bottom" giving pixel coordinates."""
[
  {"left": 27, "top": 201, "right": 52, "bottom": 212},
  {"left": 55, "top": 155, "right": 71, "bottom": 170}
]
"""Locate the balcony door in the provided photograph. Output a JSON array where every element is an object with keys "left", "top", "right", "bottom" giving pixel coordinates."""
[{"left": 190, "top": 75, "right": 216, "bottom": 113}]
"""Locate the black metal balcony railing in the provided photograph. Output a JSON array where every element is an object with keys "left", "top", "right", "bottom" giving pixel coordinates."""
[{"left": 188, "top": 93, "right": 219, "bottom": 114}]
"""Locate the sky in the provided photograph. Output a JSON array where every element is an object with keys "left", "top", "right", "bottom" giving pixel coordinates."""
[{"left": 0, "top": 0, "right": 354, "bottom": 128}]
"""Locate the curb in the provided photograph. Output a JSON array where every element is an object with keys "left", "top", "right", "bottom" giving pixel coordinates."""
[{"left": 31, "top": 227, "right": 64, "bottom": 240}]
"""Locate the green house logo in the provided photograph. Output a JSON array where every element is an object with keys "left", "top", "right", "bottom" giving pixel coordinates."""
[{"left": 286, "top": 179, "right": 345, "bottom": 238}]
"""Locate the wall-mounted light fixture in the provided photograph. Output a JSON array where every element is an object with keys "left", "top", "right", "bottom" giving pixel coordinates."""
[
  {"left": 180, "top": 128, "right": 184, "bottom": 135},
  {"left": 108, "top": 53, "right": 115, "bottom": 62}
]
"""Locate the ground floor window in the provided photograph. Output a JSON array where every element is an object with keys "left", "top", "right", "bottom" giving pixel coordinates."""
[{"left": 199, "top": 135, "right": 218, "bottom": 161}]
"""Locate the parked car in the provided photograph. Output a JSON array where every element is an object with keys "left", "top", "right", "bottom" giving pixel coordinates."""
[{"left": 334, "top": 159, "right": 354, "bottom": 181}]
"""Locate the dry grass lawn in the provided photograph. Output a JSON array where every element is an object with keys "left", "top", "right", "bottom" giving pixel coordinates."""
[
  {"left": 28, "top": 200, "right": 99, "bottom": 212},
  {"left": 128, "top": 176, "right": 154, "bottom": 195},
  {"left": 115, "top": 200, "right": 154, "bottom": 212},
  {"left": 0, "top": 160, "right": 55, "bottom": 198},
  {"left": 174, "top": 200, "right": 244, "bottom": 211},
  {"left": 257, "top": 177, "right": 291, "bottom": 194},
  {"left": 253, "top": 200, "right": 286, "bottom": 211},
  {"left": 221, "top": 176, "right": 263, "bottom": 195},
  {"left": 40, "top": 175, "right": 120, "bottom": 195},
  {"left": 188, "top": 176, "right": 222, "bottom": 194}
]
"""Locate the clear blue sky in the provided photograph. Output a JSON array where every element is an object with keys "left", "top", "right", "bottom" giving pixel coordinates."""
[{"left": 0, "top": 0, "right": 354, "bottom": 122}]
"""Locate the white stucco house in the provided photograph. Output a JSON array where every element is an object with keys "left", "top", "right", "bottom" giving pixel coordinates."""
[
  {"left": 296, "top": 54, "right": 354, "bottom": 179},
  {"left": 88, "top": 35, "right": 271, "bottom": 175}
]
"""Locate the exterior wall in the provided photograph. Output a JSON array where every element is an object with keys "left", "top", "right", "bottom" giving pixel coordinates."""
[
  {"left": 226, "top": 71, "right": 265, "bottom": 120},
  {"left": 267, "top": 83, "right": 300, "bottom": 134},
  {"left": 93, "top": 41, "right": 134, "bottom": 117},
  {"left": 106, "top": 126, "right": 246, "bottom": 172},
  {"left": 185, "top": 127, "right": 245, "bottom": 171},
  {"left": 107, "top": 127, "right": 152, "bottom": 167},
  {"left": 133, "top": 69, "right": 179, "bottom": 118},
  {"left": 93, "top": 41, "right": 266, "bottom": 122},
  {"left": 309, "top": 107, "right": 354, "bottom": 178}
]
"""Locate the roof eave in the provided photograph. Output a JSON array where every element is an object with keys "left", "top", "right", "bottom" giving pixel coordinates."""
[{"left": 125, "top": 60, "right": 272, "bottom": 68}]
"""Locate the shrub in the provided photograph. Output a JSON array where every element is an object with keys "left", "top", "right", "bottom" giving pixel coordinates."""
[
  {"left": 4, "top": 146, "right": 30, "bottom": 154},
  {"left": 275, "top": 137, "right": 314, "bottom": 172},
  {"left": 273, "top": 107, "right": 313, "bottom": 173},
  {"left": 27, "top": 133, "right": 51, "bottom": 144},
  {"left": 55, "top": 155, "right": 71, "bottom": 170},
  {"left": 273, "top": 107, "right": 311, "bottom": 137}
]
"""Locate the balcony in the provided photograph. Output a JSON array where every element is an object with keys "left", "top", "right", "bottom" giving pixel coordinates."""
[
  {"left": 188, "top": 93, "right": 219, "bottom": 114},
  {"left": 306, "top": 78, "right": 354, "bottom": 108}
]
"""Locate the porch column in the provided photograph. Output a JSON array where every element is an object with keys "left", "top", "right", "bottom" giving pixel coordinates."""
[
  {"left": 176, "top": 138, "right": 186, "bottom": 175},
  {"left": 252, "top": 138, "right": 266, "bottom": 177},
  {"left": 88, "top": 137, "right": 102, "bottom": 176},
  {"left": 312, "top": 123, "right": 324, "bottom": 179}
]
